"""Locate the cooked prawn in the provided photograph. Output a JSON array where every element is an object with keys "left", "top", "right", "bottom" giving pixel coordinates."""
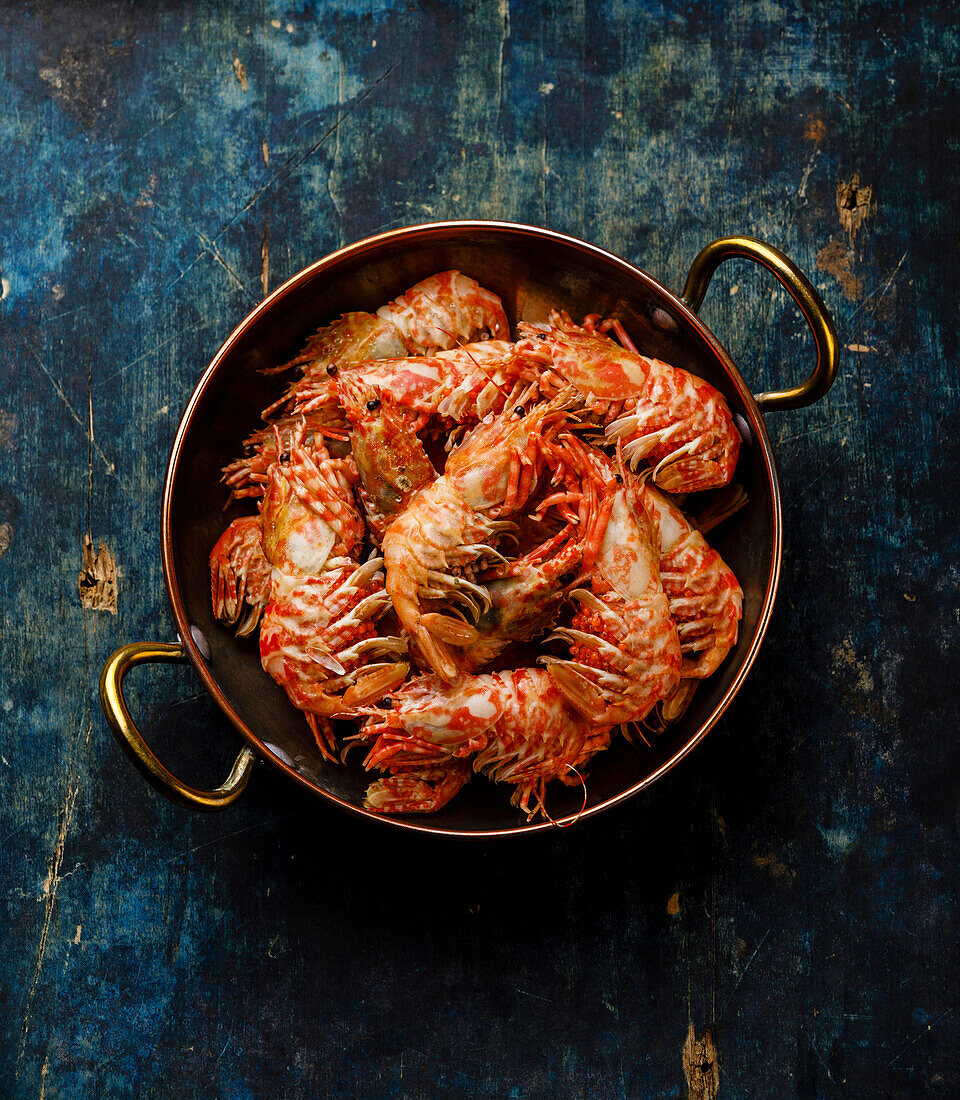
[
  {"left": 209, "top": 515, "right": 272, "bottom": 636},
  {"left": 642, "top": 481, "right": 743, "bottom": 679},
  {"left": 258, "top": 436, "right": 408, "bottom": 756},
  {"left": 377, "top": 270, "right": 509, "bottom": 354},
  {"left": 541, "top": 441, "right": 682, "bottom": 727},
  {"left": 381, "top": 385, "right": 580, "bottom": 681},
  {"left": 360, "top": 668, "right": 614, "bottom": 819},
  {"left": 517, "top": 312, "right": 740, "bottom": 492}
]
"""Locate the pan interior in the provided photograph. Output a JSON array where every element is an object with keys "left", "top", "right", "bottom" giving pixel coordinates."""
[{"left": 166, "top": 224, "right": 777, "bottom": 834}]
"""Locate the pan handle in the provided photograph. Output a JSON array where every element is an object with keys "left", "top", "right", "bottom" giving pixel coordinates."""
[
  {"left": 99, "top": 641, "right": 256, "bottom": 811},
  {"left": 680, "top": 235, "right": 838, "bottom": 412}
]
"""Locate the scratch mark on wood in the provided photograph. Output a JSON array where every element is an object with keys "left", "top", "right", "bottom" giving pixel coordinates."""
[
  {"left": 682, "top": 1024, "right": 719, "bottom": 1100},
  {"left": 796, "top": 148, "right": 820, "bottom": 200},
  {"left": 887, "top": 1008, "right": 954, "bottom": 1068},
  {"left": 241, "top": 59, "right": 401, "bottom": 215},
  {"left": 806, "top": 1029, "right": 843, "bottom": 1083},
  {"left": 328, "top": 19, "right": 346, "bottom": 245},
  {"left": 667, "top": 891, "right": 680, "bottom": 915},
  {"left": 495, "top": 0, "right": 510, "bottom": 202},
  {"left": 167, "top": 61, "right": 400, "bottom": 293},
  {"left": 78, "top": 534, "right": 118, "bottom": 613},
  {"left": 516, "top": 988, "right": 553, "bottom": 1003},
  {"left": 196, "top": 232, "right": 246, "bottom": 291},
  {"left": 164, "top": 811, "right": 307, "bottom": 863},
  {"left": 96, "top": 322, "right": 205, "bottom": 387},
  {"left": 0, "top": 522, "right": 11, "bottom": 559},
  {"left": 31, "top": 353, "right": 116, "bottom": 472},
  {"left": 720, "top": 929, "right": 772, "bottom": 1020},
  {"left": 260, "top": 216, "right": 269, "bottom": 299},
  {"left": 139, "top": 103, "right": 187, "bottom": 144},
  {"left": 16, "top": 755, "right": 81, "bottom": 1074},
  {"left": 215, "top": 1032, "right": 233, "bottom": 1064},
  {"left": 777, "top": 416, "right": 856, "bottom": 446},
  {"left": 857, "top": 250, "right": 908, "bottom": 314},
  {"left": 262, "top": 141, "right": 269, "bottom": 166},
  {"left": 39, "top": 1049, "right": 49, "bottom": 1099}
]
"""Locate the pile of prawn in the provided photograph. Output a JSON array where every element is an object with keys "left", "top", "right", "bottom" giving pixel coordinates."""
[{"left": 210, "top": 269, "right": 744, "bottom": 822}]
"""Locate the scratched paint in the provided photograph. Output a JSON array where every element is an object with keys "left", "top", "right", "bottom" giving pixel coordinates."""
[{"left": 2, "top": 1, "right": 960, "bottom": 1097}]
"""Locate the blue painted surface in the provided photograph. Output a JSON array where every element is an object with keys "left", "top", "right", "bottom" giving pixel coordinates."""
[{"left": 2, "top": 1, "right": 958, "bottom": 1096}]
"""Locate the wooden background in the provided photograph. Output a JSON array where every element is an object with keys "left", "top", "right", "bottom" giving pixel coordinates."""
[{"left": 2, "top": 2, "right": 958, "bottom": 1096}]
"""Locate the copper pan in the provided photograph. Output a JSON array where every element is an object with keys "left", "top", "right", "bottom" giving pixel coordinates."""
[{"left": 100, "top": 221, "right": 837, "bottom": 837}]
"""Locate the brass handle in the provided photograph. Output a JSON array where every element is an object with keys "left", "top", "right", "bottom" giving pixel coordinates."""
[
  {"left": 680, "top": 235, "right": 838, "bottom": 412},
  {"left": 99, "top": 641, "right": 256, "bottom": 811}
]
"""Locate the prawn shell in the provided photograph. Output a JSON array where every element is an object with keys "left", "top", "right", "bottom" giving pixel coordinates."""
[{"left": 377, "top": 270, "right": 509, "bottom": 354}]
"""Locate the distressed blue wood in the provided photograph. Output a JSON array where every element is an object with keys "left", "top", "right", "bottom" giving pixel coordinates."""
[{"left": 2, "top": 1, "right": 958, "bottom": 1096}]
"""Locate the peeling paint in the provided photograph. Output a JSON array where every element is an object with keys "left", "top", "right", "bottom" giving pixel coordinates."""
[
  {"left": 667, "top": 891, "right": 680, "bottom": 915},
  {"left": 754, "top": 852, "right": 796, "bottom": 879},
  {"left": 683, "top": 1024, "right": 719, "bottom": 1100},
  {"left": 818, "top": 825, "right": 857, "bottom": 854},
  {"left": 832, "top": 638, "right": 875, "bottom": 693},
  {"left": 0, "top": 522, "right": 12, "bottom": 560},
  {"left": 816, "top": 237, "right": 862, "bottom": 301},
  {"left": 233, "top": 56, "right": 248, "bottom": 92},
  {"left": 0, "top": 409, "right": 16, "bottom": 450},
  {"left": 837, "top": 174, "right": 873, "bottom": 236},
  {"left": 804, "top": 116, "right": 827, "bottom": 143},
  {"left": 136, "top": 174, "right": 159, "bottom": 207},
  {"left": 78, "top": 535, "right": 118, "bottom": 614},
  {"left": 37, "top": 40, "right": 132, "bottom": 125}
]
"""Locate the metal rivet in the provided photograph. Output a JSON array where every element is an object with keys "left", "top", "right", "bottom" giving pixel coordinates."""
[
  {"left": 650, "top": 306, "right": 679, "bottom": 334},
  {"left": 190, "top": 625, "right": 212, "bottom": 661}
]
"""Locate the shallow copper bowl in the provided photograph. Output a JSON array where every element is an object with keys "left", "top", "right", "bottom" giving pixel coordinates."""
[{"left": 100, "top": 221, "right": 837, "bottom": 837}]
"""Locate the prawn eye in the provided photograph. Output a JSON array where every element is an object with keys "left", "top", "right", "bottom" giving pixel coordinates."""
[
  {"left": 279, "top": 451, "right": 291, "bottom": 463},
  {"left": 366, "top": 398, "right": 381, "bottom": 411},
  {"left": 326, "top": 364, "right": 338, "bottom": 376},
  {"left": 514, "top": 406, "right": 526, "bottom": 418},
  {"left": 615, "top": 474, "right": 623, "bottom": 484},
  {"left": 536, "top": 333, "right": 547, "bottom": 341}
]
